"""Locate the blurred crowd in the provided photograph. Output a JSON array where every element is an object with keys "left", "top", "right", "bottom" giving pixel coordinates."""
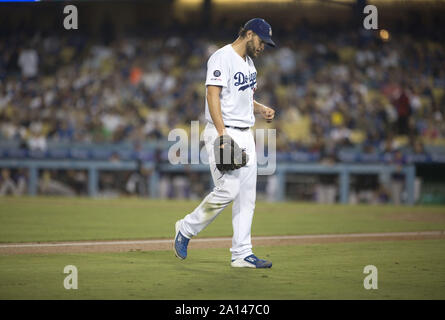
[
  {"left": 260, "top": 32, "right": 445, "bottom": 159},
  {"left": 1, "top": 29, "right": 444, "bottom": 203},
  {"left": 1, "top": 30, "right": 444, "bottom": 156},
  {"left": 0, "top": 32, "right": 209, "bottom": 149}
]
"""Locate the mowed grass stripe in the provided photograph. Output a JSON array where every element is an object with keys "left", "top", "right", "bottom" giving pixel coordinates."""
[
  {"left": 1, "top": 239, "right": 445, "bottom": 299},
  {"left": 1, "top": 197, "right": 445, "bottom": 243}
]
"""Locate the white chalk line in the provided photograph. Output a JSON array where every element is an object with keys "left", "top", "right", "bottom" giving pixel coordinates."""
[{"left": 0, "top": 231, "right": 444, "bottom": 249}]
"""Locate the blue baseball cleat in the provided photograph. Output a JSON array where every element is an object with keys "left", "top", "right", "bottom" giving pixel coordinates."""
[
  {"left": 174, "top": 220, "right": 190, "bottom": 260},
  {"left": 231, "top": 254, "right": 272, "bottom": 268}
]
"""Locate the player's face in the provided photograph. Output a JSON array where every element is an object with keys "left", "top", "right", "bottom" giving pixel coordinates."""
[{"left": 246, "top": 34, "right": 265, "bottom": 58}]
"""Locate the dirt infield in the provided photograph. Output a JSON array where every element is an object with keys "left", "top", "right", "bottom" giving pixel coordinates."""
[{"left": 0, "top": 231, "right": 444, "bottom": 255}]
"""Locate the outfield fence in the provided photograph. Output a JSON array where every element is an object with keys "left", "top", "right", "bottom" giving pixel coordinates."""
[{"left": 0, "top": 160, "right": 416, "bottom": 205}]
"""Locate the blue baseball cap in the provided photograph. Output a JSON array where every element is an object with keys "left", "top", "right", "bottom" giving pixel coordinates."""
[{"left": 243, "top": 18, "right": 276, "bottom": 47}]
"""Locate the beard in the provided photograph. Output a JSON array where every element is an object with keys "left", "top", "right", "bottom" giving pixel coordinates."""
[{"left": 246, "top": 39, "right": 257, "bottom": 58}]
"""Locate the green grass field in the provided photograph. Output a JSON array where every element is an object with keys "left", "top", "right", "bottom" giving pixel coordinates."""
[
  {"left": 1, "top": 197, "right": 445, "bottom": 299},
  {"left": 1, "top": 197, "right": 445, "bottom": 242},
  {"left": 1, "top": 241, "right": 445, "bottom": 300}
]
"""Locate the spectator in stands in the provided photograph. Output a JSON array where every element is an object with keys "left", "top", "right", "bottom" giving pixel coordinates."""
[
  {"left": 159, "top": 149, "right": 190, "bottom": 199},
  {"left": 410, "top": 138, "right": 427, "bottom": 203},
  {"left": 0, "top": 169, "right": 17, "bottom": 196},
  {"left": 171, "top": 173, "right": 189, "bottom": 199},
  {"left": 13, "top": 169, "right": 27, "bottom": 195},
  {"left": 125, "top": 159, "right": 149, "bottom": 197},
  {"left": 349, "top": 174, "right": 379, "bottom": 204},
  {"left": 27, "top": 128, "right": 47, "bottom": 152},
  {"left": 67, "top": 170, "right": 87, "bottom": 195},
  {"left": 315, "top": 138, "right": 338, "bottom": 204},
  {"left": 392, "top": 84, "right": 412, "bottom": 135},
  {"left": 378, "top": 133, "right": 406, "bottom": 204},
  {"left": 389, "top": 150, "right": 407, "bottom": 205},
  {"left": 38, "top": 170, "right": 76, "bottom": 196},
  {"left": 18, "top": 46, "right": 39, "bottom": 79}
]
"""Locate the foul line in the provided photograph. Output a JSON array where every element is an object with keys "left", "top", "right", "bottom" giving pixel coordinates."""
[{"left": 0, "top": 231, "right": 444, "bottom": 249}]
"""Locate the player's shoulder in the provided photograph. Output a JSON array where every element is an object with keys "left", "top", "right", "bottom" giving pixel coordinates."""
[{"left": 208, "top": 44, "right": 232, "bottom": 61}]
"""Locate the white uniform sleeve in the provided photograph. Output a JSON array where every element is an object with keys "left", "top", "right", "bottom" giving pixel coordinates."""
[{"left": 205, "top": 52, "right": 229, "bottom": 88}]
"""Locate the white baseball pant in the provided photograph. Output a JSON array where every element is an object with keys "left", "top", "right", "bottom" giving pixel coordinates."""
[{"left": 178, "top": 122, "right": 257, "bottom": 261}]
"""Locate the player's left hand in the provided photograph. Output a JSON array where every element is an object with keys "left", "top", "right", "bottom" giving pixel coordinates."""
[{"left": 261, "top": 106, "right": 275, "bottom": 123}]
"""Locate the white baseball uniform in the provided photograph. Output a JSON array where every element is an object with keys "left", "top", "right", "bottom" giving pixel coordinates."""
[{"left": 178, "top": 44, "right": 258, "bottom": 260}]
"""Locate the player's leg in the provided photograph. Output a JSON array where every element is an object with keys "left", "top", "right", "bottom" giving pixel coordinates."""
[
  {"left": 175, "top": 123, "right": 241, "bottom": 259},
  {"left": 230, "top": 130, "right": 272, "bottom": 268},
  {"left": 179, "top": 169, "right": 240, "bottom": 238},
  {"left": 175, "top": 159, "right": 240, "bottom": 260},
  {"left": 230, "top": 163, "right": 272, "bottom": 268},
  {"left": 229, "top": 130, "right": 256, "bottom": 259},
  {"left": 230, "top": 159, "right": 257, "bottom": 261}
]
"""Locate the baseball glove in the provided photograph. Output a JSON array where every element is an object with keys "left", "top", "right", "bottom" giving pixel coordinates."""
[{"left": 213, "top": 135, "right": 249, "bottom": 172}]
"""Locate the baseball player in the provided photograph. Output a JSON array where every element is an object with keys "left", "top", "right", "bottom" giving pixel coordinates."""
[{"left": 174, "top": 18, "right": 276, "bottom": 268}]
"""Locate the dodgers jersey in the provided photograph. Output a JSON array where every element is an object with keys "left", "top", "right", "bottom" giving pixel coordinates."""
[{"left": 205, "top": 44, "right": 257, "bottom": 128}]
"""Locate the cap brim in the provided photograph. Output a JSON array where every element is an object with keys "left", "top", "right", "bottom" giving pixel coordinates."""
[
  {"left": 260, "top": 36, "right": 276, "bottom": 48},
  {"left": 266, "top": 39, "right": 276, "bottom": 47}
]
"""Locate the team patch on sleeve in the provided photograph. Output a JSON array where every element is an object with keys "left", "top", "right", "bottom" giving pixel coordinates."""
[{"left": 210, "top": 69, "right": 223, "bottom": 81}]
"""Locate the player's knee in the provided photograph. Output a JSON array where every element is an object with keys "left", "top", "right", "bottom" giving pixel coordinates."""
[
  {"left": 227, "top": 185, "right": 240, "bottom": 201},
  {"left": 214, "top": 184, "right": 240, "bottom": 202}
]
